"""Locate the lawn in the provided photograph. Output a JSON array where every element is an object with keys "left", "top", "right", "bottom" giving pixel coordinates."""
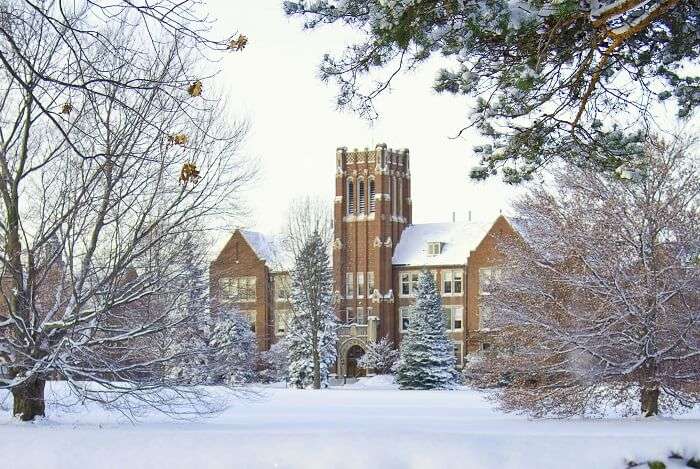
[{"left": 1, "top": 377, "right": 698, "bottom": 469}]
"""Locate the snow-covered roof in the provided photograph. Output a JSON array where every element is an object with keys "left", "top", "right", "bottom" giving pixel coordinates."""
[
  {"left": 392, "top": 221, "right": 493, "bottom": 267},
  {"left": 239, "top": 230, "right": 293, "bottom": 272}
]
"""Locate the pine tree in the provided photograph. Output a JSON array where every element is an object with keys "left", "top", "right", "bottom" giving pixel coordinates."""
[
  {"left": 284, "top": 0, "right": 698, "bottom": 182},
  {"left": 396, "top": 271, "right": 460, "bottom": 390},
  {"left": 208, "top": 309, "right": 258, "bottom": 385},
  {"left": 258, "top": 341, "right": 289, "bottom": 384},
  {"left": 285, "top": 230, "right": 338, "bottom": 389},
  {"left": 166, "top": 231, "right": 213, "bottom": 384}
]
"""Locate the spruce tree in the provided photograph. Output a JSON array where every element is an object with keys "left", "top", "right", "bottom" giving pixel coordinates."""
[
  {"left": 396, "top": 271, "right": 460, "bottom": 390},
  {"left": 208, "top": 309, "right": 257, "bottom": 385},
  {"left": 285, "top": 230, "right": 338, "bottom": 389}
]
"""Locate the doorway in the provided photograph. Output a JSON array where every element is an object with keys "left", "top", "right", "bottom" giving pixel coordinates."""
[{"left": 345, "top": 345, "right": 366, "bottom": 378}]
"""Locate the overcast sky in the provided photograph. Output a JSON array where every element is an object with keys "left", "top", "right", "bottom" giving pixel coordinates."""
[{"left": 207, "top": 0, "right": 524, "bottom": 240}]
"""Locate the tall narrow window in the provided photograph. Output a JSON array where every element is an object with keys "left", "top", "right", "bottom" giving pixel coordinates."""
[
  {"left": 358, "top": 179, "right": 366, "bottom": 214},
  {"left": 345, "top": 307, "right": 355, "bottom": 324},
  {"left": 398, "top": 178, "right": 403, "bottom": 217},
  {"left": 391, "top": 177, "right": 397, "bottom": 215},
  {"left": 367, "top": 272, "right": 375, "bottom": 295},
  {"left": 347, "top": 179, "right": 355, "bottom": 214},
  {"left": 400, "top": 307, "right": 413, "bottom": 332},
  {"left": 368, "top": 178, "right": 376, "bottom": 212},
  {"left": 400, "top": 272, "right": 410, "bottom": 296},
  {"left": 356, "top": 307, "right": 366, "bottom": 325},
  {"left": 345, "top": 272, "right": 354, "bottom": 298},
  {"left": 357, "top": 272, "right": 365, "bottom": 297}
]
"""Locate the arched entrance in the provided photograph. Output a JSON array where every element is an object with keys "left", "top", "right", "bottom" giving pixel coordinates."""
[{"left": 345, "top": 345, "right": 366, "bottom": 378}]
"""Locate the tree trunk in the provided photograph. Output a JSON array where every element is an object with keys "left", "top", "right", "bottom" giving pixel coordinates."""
[
  {"left": 312, "top": 349, "right": 321, "bottom": 390},
  {"left": 641, "top": 386, "right": 659, "bottom": 417},
  {"left": 12, "top": 377, "right": 46, "bottom": 421}
]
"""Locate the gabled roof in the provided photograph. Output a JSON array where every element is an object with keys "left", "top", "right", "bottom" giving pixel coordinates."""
[
  {"left": 392, "top": 220, "right": 493, "bottom": 267},
  {"left": 239, "top": 230, "right": 277, "bottom": 265},
  {"left": 216, "top": 229, "right": 293, "bottom": 273}
]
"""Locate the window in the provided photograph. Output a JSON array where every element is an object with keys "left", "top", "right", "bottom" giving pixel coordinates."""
[
  {"left": 442, "top": 306, "right": 464, "bottom": 331},
  {"left": 399, "top": 307, "right": 413, "bottom": 332},
  {"left": 411, "top": 272, "right": 419, "bottom": 293},
  {"left": 366, "top": 307, "right": 373, "bottom": 319},
  {"left": 401, "top": 272, "right": 410, "bottom": 296},
  {"left": 357, "top": 272, "right": 365, "bottom": 297},
  {"left": 442, "top": 269, "right": 463, "bottom": 295},
  {"left": 367, "top": 272, "right": 375, "bottom": 295},
  {"left": 398, "top": 178, "right": 403, "bottom": 216},
  {"left": 479, "top": 267, "right": 503, "bottom": 295},
  {"left": 368, "top": 179, "right": 376, "bottom": 212},
  {"left": 453, "top": 342, "right": 463, "bottom": 366},
  {"left": 443, "top": 270, "right": 452, "bottom": 294},
  {"left": 428, "top": 242, "right": 442, "bottom": 255},
  {"left": 479, "top": 303, "right": 492, "bottom": 330},
  {"left": 358, "top": 179, "right": 366, "bottom": 214},
  {"left": 219, "top": 276, "right": 256, "bottom": 302},
  {"left": 347, "top": 179, "right": 355, "bottom": 214},
  {"left": 246, "top": 310, "right": 257, "bottom": 333},
  {"left": 356, "top": 307, "right": 366, "bottom": 325},
  {"left": 392, "top": 177, "right": 397, "bottom": 215},
  {"left": 345, "top": 307, "right": 355, "bottom": 324},
  {"left": 400, "top": 271, "right": 420, "bottom": 296},
  {"left": 345, "top": 272, "right": 353, "bottom": 298},
  {"left": 275, "top": 275, "right": 291, "bottom": 302},
  {"left": 275, "top": 310, "right": 289, "bottom": 336}
]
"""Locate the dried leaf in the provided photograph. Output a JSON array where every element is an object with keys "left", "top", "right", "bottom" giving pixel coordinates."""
[
  {"left": 179, "top": 162, "right": 201, "bottom": 186},
  {"left": 228, "top": 34, "right": 248, "bottom": 51},
  {"left": 60, "top": 102, "right": 73, "bottom": 115},
  {"left": 187, "top": 80, "right": 203, "bottom": 97},
  {"left": 168, "top": 133, "right": 189, "bottom": 146}
]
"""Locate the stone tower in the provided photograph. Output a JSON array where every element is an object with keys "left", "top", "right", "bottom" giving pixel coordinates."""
[{"left": 333, "top": 144, "right": 412, "bottom": 343}]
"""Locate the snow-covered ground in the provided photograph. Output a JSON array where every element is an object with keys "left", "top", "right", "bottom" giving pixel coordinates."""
[{"left": 1, "top": 377, "right": 699, "bottom": 469}]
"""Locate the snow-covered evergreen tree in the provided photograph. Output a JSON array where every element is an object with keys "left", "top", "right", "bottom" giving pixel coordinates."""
[
  {"left": 258, "top": 341, "right": 290, "bottom": 384},
  {"left": 166, "top": 231, "right": 213, "bottom": 384},
  {"left": 285, "top": 230, "right": 338, "bottom": 389},
  {"left": 208, "top": 309, "right": 258, "bottom": 385},
  {"left": 396, "top": 271, "right": 460, "bottom": 390},
  {"left": 357, "top": 337, "right": 399, "bottom": 375}
]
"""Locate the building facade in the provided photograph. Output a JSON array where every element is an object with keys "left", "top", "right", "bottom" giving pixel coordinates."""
[{"left": 210, "top": 144, "right": 518, "bottom": 377}]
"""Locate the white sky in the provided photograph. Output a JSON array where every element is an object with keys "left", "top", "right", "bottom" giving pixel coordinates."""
[{"left": 207, "top": 0, "right": 523, "bottom": 238}]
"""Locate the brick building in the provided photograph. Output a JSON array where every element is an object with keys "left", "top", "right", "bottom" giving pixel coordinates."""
[{"left": 210, "top": 144, "right": 518, "bottom": 377}]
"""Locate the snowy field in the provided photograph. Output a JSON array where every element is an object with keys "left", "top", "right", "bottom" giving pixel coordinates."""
[{"left": 1, "top": 377, "right": 699, "bottom": 469}]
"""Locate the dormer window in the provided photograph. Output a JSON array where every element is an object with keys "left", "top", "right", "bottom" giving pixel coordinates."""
[{"left": 427, "top": 242, "right": 442, "bottom": 255}]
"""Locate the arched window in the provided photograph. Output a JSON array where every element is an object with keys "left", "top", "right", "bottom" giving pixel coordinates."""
[
  {"left": 347, "top": 179, "right": 355, "bottom": 214},
  {"left": 368, "top": 178, "right": 376, "bottom": 213},
  {"left": 358, "top": 178, "right": 366, "bottom": 214}
]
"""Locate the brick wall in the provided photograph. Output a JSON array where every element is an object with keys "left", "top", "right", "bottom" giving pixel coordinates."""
[
  {"left": 465, "top": 215, "right": 516, "bottom": 353},
  {"left": 209, "top": 230, "right": 272, "bottom": 350}
]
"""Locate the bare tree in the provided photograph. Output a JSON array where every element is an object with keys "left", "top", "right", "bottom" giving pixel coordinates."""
[
  {"left": 480, "top": 135, "right": 700, "bottom": 417},
  {"left": 280, "top": 197, "right": 337, "bottom": 389},
  {"left": 0, "top": 2, "right": 254, "bottom": 421},
  {"left": 282, "top": 195, "right": 333, "bottom": 261}
]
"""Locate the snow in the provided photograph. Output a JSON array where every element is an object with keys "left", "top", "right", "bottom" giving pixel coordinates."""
[
  {"left": 392, "top": 220, "right": 493, "bottom": 266},
  {"left": 2, "top": 381, "right": 699, "bottom": 469},
  {"left": 239, "top": 229, "right": 293, "bottom": 272}
]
